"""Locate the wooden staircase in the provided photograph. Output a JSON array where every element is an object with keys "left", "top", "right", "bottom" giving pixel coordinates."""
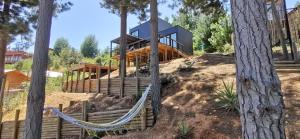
[{"left": 275, "top": 61, "right": 300, "bottom": 73}]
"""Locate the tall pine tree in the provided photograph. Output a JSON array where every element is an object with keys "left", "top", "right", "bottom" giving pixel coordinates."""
[{"left": 100, "top": 0, "right": 149, "bottom": 97}]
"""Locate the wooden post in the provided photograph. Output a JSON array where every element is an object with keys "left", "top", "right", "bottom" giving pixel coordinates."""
[
  {"left": 66, "top": 71, "right": 69, "bottom": 92},
  {"left": 88, "top": 67, "right": 92, "bottom": 93},
  {"left": 0, "top": 75, "right": 6, "bottom": 137},
  {"left": 292, "top": 42, "right": 299, "bottom": 61},
  {"left": 13, "top": 109, "right": 20, "bottom": 139},
  {"left": 108, "top": 42, "right": 113, "bottom": 95},
  {"left": 135, "top": 54, "right": 139, "bottom": 77},
  {"left": 164, "top": 49, "right": 168, "bottom": 61},
  {"left": 96, "top": 67, "right": 100, "bottom": 93},
  {"left": 56, "top": 104, "right": 63, "bottom": 139},
  {"left": 136, "top": 77, "right": 139, "bottom": 96},
  {"left": 80, "top": 101, "right": 88, "bottom": 139},
  {"left": 61, "top": 73, "right": 64, "bottom": 91},
  {"left": 98, "top": 67, "right": 102, "bottom": 94},
  {"left": 140, "top": 105, "right": 147, "bottom": 131},
  {"left": 82, "top": 67, "right": 86, "bottom": 93},
  {"left": 75, "top": 71, "right": 80, "bottom": 93},
  {"left": 70, "top": 71, "right": 74, "bottom": 92}
]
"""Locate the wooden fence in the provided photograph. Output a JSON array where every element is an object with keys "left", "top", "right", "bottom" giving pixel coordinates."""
[
  {"left": 63, "top": 77, "right": 151, "bottom": 96},
  {"left": 0, "top": 101, "right": 153, "bottom": 139}
]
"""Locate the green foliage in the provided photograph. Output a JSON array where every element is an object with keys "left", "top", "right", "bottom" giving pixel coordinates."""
[
  {"left": 80, "top": 35, "right": 99, "bottom": 58},
  {"left": 208, "top": 15, "right": 233, "bottom": 52},
  {"left": 60, "top": 47, "right": 82, "bottom": 67},
  {"left": 53, "top": 37, "right": 71, "bottom": 56},
  {"left": 46, "top": 77, "right": 63, "bottom": 93},
  {"left": 5, "top": 64, "right": 14, "bottom": 69},
  {"left": 176, "top": 121, "right": 193, "bottom": 139},
  {"left": 3, "top": 92, "right": 28, "bottom": 112},
  {"left": 14, "top": 61, "right": 23, "bottom": 70},
  {"left": 172, "top": 11, "right": 232, "bottom": 53},
  {"left": 100, "top": 0, "right": 150, "bottom": 21},
  {"left": 216, "top": 80, "right": 239, "bottom": 112}
]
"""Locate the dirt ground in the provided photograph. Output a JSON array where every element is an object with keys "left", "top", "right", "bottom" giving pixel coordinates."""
[
  {"left": 103, "top": 54, "right": 300, "bottom": 139},
  {"left": 2, "top": 54, "right": 299, "bottom": 139}
]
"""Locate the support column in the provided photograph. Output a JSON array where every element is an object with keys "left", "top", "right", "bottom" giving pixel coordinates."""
[
  {"left": 108, "top": 42, "right": 113, "bottom": 95},
  {"left": 82, "top": 68, "right": 86, "bottom": 93},
  {"left": 88, "top": 67, "right": 92, "bottom": 93},
  {"left": 75, "top": 70, "right": 80, "bottom": 93},
  {"left": 70, "top": 71, "right": 74, "bottom": 92},
  {"left": 66, "top": 71, "right": 69, "bottom": 92}
]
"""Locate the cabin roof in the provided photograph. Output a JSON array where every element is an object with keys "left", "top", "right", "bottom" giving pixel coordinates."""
[
  {"left": 69, "top": 63, "right": 116, "bottom": 73},
  {"left": 111, "top": 34, "right": 145, "bottom": 45}
]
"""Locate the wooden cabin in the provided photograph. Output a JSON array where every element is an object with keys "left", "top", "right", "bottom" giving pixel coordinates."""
[
  {"left": 288, "top": 4, "right": 300, "bottom": 44},
  {"left": 5, "top": 51, "right": 31, "bottom": 64},
  {"left": 4, "top": 70, "right": 30, "bottom": 91},
  {"left": 63, "top": 63, "right": 116, "bottom": 93},
  {"left": 111, "top": 18, "right": 193, "bottom": 66}
]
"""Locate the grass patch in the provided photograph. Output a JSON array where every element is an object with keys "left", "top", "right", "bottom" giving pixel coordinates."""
[
  {"left": 176, "top": 121, "right": 193, "bottom": 139},
  {"left": 215, "top": 80, "right": 239, "bottom": 112}
]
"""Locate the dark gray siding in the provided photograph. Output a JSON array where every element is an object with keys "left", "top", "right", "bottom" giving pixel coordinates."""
[
  {"left": 129, "top": 18, "right": 172, "bottom": 40},
  {"left": 177, "top": 26, "right": 193, "bottom": 55}
]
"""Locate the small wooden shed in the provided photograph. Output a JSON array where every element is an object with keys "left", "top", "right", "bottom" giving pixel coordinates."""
[{"left": 4, "top": 70, "right": 30, "bottom": 90}]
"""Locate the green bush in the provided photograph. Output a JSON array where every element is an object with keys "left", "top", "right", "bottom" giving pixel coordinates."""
[
  {"left": 216, "top": 80, "right": 239, "bottom": 112},
  {"left": 176, "top": 121, "right": 193, "bottom": 139},
  {"left": 46, "top": 77, "right": 63, "bottom": 93},
  {"left": 3, "top": 92, "right": 28, "bottom": 112}
]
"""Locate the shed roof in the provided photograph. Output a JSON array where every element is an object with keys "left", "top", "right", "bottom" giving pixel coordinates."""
[{"left": 111, "top": 34, "right": 144, "bottom": 45}]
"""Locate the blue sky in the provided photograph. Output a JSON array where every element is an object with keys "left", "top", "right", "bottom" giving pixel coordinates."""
[
  {"left": 47, "top": 0, "right": 176, "bottom": 52},
  {"left": 19, "top": 0, "right": 299, "bottom": 52}
]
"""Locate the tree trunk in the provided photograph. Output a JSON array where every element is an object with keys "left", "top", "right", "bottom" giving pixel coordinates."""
[
  {"left": 119, "top": 0, "right": 127, "bottom": 97},
  {"left": 0, "top": 32, "right": 8, "bottom": 93},
  {"left": 24, "top": 0, "right": 54, "bottom": 139},
  {"left": 150, "top": 0, "right": 161, "bottom": 122},
  {"left": 231, "top": 0, "right": 286, "bottom": 139},
  {"left": 0, "top": 0, "right": 11, "bottom": 94},
  {"left": 270, "top": 0, "right": 289, "bottom": 60}
]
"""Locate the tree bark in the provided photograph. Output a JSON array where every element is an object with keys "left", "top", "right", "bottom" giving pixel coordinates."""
[
  {"left": 270, "top": 0, "right": 289, "bottom": 60},
  {"left": 0, "top": 0, "right": 11, "bottom": 93},
  {"left": 24, "top": 0, "right": 54, "bottom": 139},
  {"left": 150, "top": 0, "right": 161, "bottom": 121},
  {"left": 0, "top": 32, "right": 8, "bottom": 92},
  {"left": 231, "top": 0, "right": 285, "bottom": 139},
  {"left": 119, "top": 0, "right": 127, "bottom": 97}
]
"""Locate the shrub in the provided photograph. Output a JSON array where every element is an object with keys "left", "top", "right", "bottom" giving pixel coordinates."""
[
  {"left": 3, "top": 92, "right": 28, "bottom": 112},
  {"left": 178, "top": 60, "right": 195, "bottom": 72},
  {"left": 216, "top": 80, "right": 239, "bottom": 112},
  {"left": 176, "top": 121, "right": 193, "bottom": 139}
]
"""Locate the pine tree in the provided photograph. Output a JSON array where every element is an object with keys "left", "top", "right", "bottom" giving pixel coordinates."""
[
  {"left": 150, "top": 0, "right": 161, "bottom": 121},
  {"left": 231, "top": 0, "right": 285, "bottom": 138},
  {"left": 24, "top": 0, "right": 54, "bottom": 138},
  {"left": 80, "top": 35, "right": 99, "bottom": 58},
  {"left": 100, "top": 0, "right": 149, "bottom": 97}
]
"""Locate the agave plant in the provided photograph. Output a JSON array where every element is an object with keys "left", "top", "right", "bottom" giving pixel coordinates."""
[
  {"left": 216, "top": 80, "right": 239, "bottom": 112},
  {"left": 176, "top": 121, "right": 193, "bottom": 139}
]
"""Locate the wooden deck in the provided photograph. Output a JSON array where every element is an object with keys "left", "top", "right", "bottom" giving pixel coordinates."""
[{"left": 115, "top": 43, "right": 188, "bottom": 66}]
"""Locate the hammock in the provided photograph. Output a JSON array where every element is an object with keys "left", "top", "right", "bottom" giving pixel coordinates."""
[{"left": 45, "top": 84, "right": 152, "bottom": 131}]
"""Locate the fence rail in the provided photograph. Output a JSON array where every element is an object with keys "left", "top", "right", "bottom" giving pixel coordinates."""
[{"left": 0, "top": 101, "right": 153, "bottom": 139}]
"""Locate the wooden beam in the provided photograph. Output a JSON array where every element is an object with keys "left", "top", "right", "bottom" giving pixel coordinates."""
[
  {"left": 108, "top": 43, "right": 112, "bottom": 95},
  {"left": 66, "top": 71, "right": 69, "bottom": 92},
  {"left": 80, "top": 101, "right": 88, "bottom": 139},
  {"left": 56, "top": 104, "right": 63, "bottom": 139},
  {"left": 75, "top": 71, "right": 80, "bottom": 93},
  {"left": 96, "top": 67, "right": 100, "bottom": 93},
  {"left": 13, "top": 109, "right": 20, "bottom": 139},
  {"left": 88, "top": 67, "right": 92, "bottom": 93},
  {"left": 82, "top": 68, "right": 86, "bottom": 93},
  {"left": 70, "top": 71, "right": 74, "bottom": 92}
]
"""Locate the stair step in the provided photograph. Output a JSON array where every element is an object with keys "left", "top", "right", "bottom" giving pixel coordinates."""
[
  {"left": 276, "top": 69, "right": 300, "bottom": 73},
  {"left": 275, "top": 64, "right": 300, "bottom": 69},
  {"left": 274, "top": 61, "right": 296, "bottom": 64}
]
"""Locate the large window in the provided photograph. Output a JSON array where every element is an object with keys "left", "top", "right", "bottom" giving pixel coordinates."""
[
  {"left": 159, "top": 33, "right": 177, "bottom": 48},
  {"left": 131, "top": 30, "right": 139, "bottom": 37}
]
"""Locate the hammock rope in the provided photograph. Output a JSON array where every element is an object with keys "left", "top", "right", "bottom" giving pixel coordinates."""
[{"left": 45, "top": 84, "right": 152, "bottom": 131}]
